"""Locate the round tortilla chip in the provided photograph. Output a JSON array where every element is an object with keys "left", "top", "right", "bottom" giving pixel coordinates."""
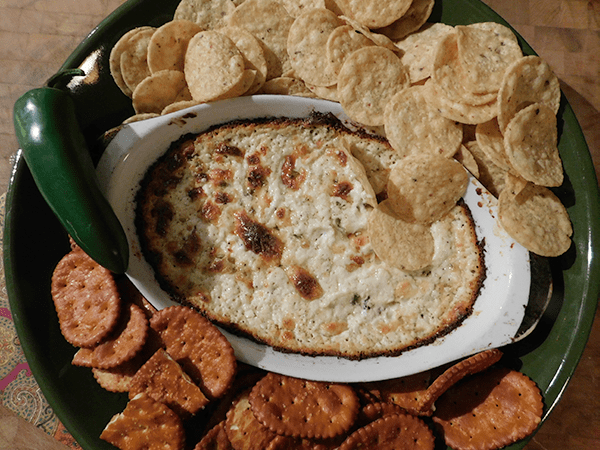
[
  {"left": 367, "top": 200, "right": 435, "bottom": 272},
  {"left": 432, "top": 368, "right": 543, "bottom": 450},
  {"left": 219, "top": 26, "right": 268, "bottom": 95},
  {"left": 287, "top": 8, "right": 342, "bottom": 86},
  {"left": 281, "top": 0, "right": 327, "bottom": 18},
  {"left": 395, "top": 22, "right": 454, "bottom": 84},
  {"left": 258, "top": 76, "right": 315, "bottom": 96},
  {"left": 227, "top": 0, "right": 295, "bottom": 79},
  {"left": 376, "top": 0, "right": 436, "bottom": 41},
  {"left": 326, "top": 24, "right": 375, "bottom": 81},
  {"left": 109, "top": 26, "right": 155, "bottom": 97},
  {"left": 147, "top": 20, "right": 203, "bottom": 74},
  {"left": 385, "top": 153, "right": 469, "bottom": 224},
  {"left": 498, "top": 176, "right": 572, "bottom": 257},
  {"left": 120, "top": 27, "right": 156, "bottom": 94},
  {"left": 454, "top": 144, "right": 480, "bottom": 179},
  {"left": 423, "top": 79, "right": 498, "bottom": 125},
  {"left": 503, "top": 102, "right": 563, "bottom": 187},
  {"left": 464, "top": 140, "right": 507, "bottom": 198},
  {"left": 475, "top": 118, "right": 513, "bottom": 172},
  {"left": 184, "top": 30, "right": 246, "bottom": 102},
  {"left": 339, "top": 413, "right": 435, "bottom": 450},
  {"left": 497, "top": 55, "right": 561, "bottom": 131},
  {"left": 384, "top": 85, "right": 463, "bottom": 159},
  {"left": 337, "top": 46, "right": 409, "bottom": 126},
  {"left": 132, "top": 69, "right": 192, "bottom": 114},
  {"left": 456, "top": 23, "right": 523, "bottom": 95},
  {"left": 335, "top": 0, "right": 413, "bottom": 29},
  {"left": 174, "top": 0, "right": 236, "bottom": 30},
  {"left": 431, "top": 31, "right": 498, "bottom": 107}
]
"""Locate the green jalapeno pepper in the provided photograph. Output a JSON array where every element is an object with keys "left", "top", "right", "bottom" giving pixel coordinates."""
[{"left": 13, "top": 69, "right": 129, "bottom": 273}]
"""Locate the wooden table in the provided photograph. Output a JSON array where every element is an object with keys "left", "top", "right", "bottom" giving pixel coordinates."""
[{"left": 0, "top": 1, "right": 598, "bottom": 449}]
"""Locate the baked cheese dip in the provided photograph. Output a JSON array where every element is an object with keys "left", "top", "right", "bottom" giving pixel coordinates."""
[{"left": 136, "top": 114, "right": 485, "bottom": 359}]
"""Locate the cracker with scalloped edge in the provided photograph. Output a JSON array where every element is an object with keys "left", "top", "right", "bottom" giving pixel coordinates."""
[
  {"left": 101, "top": 393, "right": 185, "bottom": 450},
  {"left": 339, "top": 413, "right": 435, "bottom": 450},
  {"left": 432, "top": 367, "right": 543, "bottom": 450},
  {"left": 71, "top": 303, "right": 148, "bottom": 369},
  {"left": 51, "top": 250, "right": 121, "bottom": 348},
  {"left": 150, "top": 305, "right": 237, "bottom": 399},
  {"left": 249, "top": 372, "right": 359, "bottom": 439}
]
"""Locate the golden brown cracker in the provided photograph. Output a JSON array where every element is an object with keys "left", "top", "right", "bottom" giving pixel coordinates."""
[
  {"left": 150, "top": 305, "right": 237, "bottom": 399},
  {"left": 101, "top": 393, "right": 185, "bottom": 450},
  {"left": 51, "top": 250, "right": 121, "bottom": 348},
  {"left": 249, "top": 372, "right": 359, "bottom": 439},
  {"left": 432, "top": 367, "right": 543, "bottom": 450},
  {"left": 71, "top": 303, "right": 148, "bottom": 369},
  {"left": 339, "top": 413, "right": 435, "bottom": 450}
]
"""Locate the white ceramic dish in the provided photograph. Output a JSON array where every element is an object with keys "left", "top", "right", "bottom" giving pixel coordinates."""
[{"left": 96, "top": 95, "right": 531, "bottom": 382}]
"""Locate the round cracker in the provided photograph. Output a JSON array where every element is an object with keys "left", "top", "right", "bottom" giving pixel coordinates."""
[
  {"left": 335, "top": 0, "right": 413, "bottom": 29},
  {"left": 287, "top": 8, "right": 341, "bottom": 87},
  {"left": 456, "top": 23, "right": 523, "bottom": 95},
  {"left": 498, "top": 176, "right": 572, "bottom": 257},
  {"left": 367, "top": 200, "right": 435, "bottom": 272},
  {"left": 173, "top": 0, "right": 236, "bottom": 30},
  {"left": 249, "top": 372, "right": 360, "bottom": 439},
  {"left": 120, "top": 27, "right": 156, "bottom": 94},
  {"left": 51, "top": 250, "right": 121, "bottom": 347},
  {"left": 385, "top": 153, "right": 469, "bottom": 225},
  {"left": 109, "top": 26, "right": 155, "bottom": 97},
  {"left": 503, "top": 102, "right": 563, "bottom": 187},
  {"left": 184, "top": 30, "right": 246, "bottom": 102},
  {"left": 132, "top": 69, "right": 192, "bottom": 114},
  {"left": 147, "top": 20, "right": 203, "bottom": 74},
  {"left": 377, "top": 0, "right": 436, "bottom": 41},
  {"left": 71, "top": 303, "right": 149, "bottom": 369},
  {"left": 337, "top": 46, "right": 409, "bottom": 126},
  {"left": 384, "top": 85, "right": 463, "bottom": 159},
  {"left": 150, "top": 305, "right": 237, "bottom": 399},
  {"left": 339, "top": 413, "right": 435, "bottom": 450},
  {"left": 497, "top": 55, "right": 561, "bottom": 131},
  {"left": 432, "top": 368, "right": 543, "bottom": 450}
]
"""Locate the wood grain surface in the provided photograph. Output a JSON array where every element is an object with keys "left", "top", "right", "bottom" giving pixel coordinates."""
[{"left": 0, "top": 1, "right": 598, "bottom": 449}]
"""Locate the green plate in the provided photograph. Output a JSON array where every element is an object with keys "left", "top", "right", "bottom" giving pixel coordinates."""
[{"left": 5, "top": 0, "right": 600, "bottom": 449}]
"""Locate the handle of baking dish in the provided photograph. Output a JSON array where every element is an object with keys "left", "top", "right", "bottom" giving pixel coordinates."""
[{"left": 12, "top": 69, "right": 129, "bottom": 274}]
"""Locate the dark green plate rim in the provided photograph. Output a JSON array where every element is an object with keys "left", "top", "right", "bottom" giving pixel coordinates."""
[{"left": 4, "top": 0, "right": 600, "bottom": 449}]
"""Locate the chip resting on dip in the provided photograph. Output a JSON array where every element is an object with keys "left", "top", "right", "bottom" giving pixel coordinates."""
[{"left": 136, "top": 113, "right": 485, "bottom": 359}]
